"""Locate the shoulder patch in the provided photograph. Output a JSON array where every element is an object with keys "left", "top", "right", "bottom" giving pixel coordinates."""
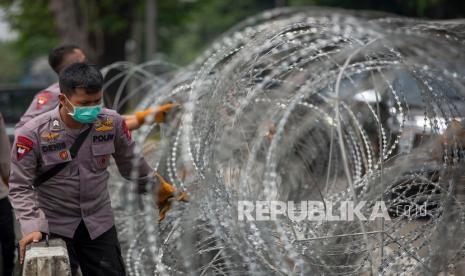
[
  {"left": 121, "top": 120, "right": 131, "bottom": 141},
  {"left": 36, "top": 91, "right": 53, "bottom": 109},
  {"left": 16, "top": 136, "right": 34, "bottom": 161}
]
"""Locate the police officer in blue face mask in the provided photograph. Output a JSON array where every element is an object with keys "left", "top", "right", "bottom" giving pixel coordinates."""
[{"left": 8, "top": 62, "right": 181, "bottom": 276}]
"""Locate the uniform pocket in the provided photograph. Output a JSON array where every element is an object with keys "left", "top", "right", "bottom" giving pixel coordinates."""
[
  {"left": 40, "top": 140, "right": 71, "bottom": 166},
  {"left": 40, "top": 145, "right": 73, "bottom": 177},
  {"left": 91, "top": 142, "right": 115, "bottom": 171},
  {"left": 41, "top": 150, "right": 71, "bottom": 166}
]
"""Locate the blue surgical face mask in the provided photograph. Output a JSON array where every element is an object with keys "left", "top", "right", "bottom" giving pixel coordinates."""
[{"left": 64, "top": 95, "right": 102, "bottom": 123}]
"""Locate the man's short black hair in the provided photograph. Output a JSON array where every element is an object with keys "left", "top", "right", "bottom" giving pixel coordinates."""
[
  {"left": 48, "top": 44, "right": 81, "bottom": 73},
  {"left": 59, "top": 62, "right": 103, "bottom": 96}
]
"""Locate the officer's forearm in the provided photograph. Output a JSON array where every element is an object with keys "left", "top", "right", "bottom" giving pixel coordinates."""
[
  {"left": 9, "top": 168, "right": 47, "bottom": 234},
  {"left": 122, "top": 115, "right": 141, "bottom": 131},
  {"left": 134, "top": 164, "right": 157, "bottom": 194},
  {"left": 18, "top": 217, "right": 49, "bottom": 236},
  {"left": 8, "top": 184, "right": 49, "bottom": 235},
  {"left": 114, "top": 156, "right": 156, "bottom": 193},
  {"left": 136, "top": 176, "right": 157, "bottom": 194}
]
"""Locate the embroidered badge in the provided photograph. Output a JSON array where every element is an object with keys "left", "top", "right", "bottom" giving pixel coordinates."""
[
  {"left": 51, "top": 119, "right": 61, "bottom": 131},
  {"left": 41, "top": 132, "right": 60, "bottom": 142},
  {"left": 122, "top": 120, "right": 131, "bottom": 141},
  {"left": 59, "top": 150, "right": 69, "bottom": 160},
  {"left": 95, "top": 117, "right": 114, "bottom": 132},
  {"left": 36, "top": 92, "right": 52, "bottom": 109},
  {"left": 16, "top": 136, "right": 34, "bottom": 161},
  {"left": 98, "top": 156, "right": 108, "bottom": 167}
]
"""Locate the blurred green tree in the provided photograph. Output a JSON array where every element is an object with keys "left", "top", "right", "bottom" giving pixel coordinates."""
[
  {"left": 0, "top": 0, "right": 463, "bottom": 68},
  {"left": 0, "top": 41, "right": 22, "bottom": 84},
  {"left": 158, "top": 0, "right": 275, "bottom": 64},
  {"left": 0, "top": 0, "right": 138, "bottom": 65},
  {"left": 0, "top": 0, "right": 58, "bottom": 60},
  {"left": 0, "top": 0, "right": 276, "bottom": 65}
]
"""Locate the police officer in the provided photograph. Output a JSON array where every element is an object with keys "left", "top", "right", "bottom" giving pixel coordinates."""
[
  {"left": 8, "top": 63, "right": 183, "bottom": 276},
  {"left": 15, "top": 45, "right": 87, "bottom": 131},
  {"left": 16, "top": 44, "right": 178, "bottom": 132},
  {"left": 0, "top": 112, "right": 14, "bottom": 276}
]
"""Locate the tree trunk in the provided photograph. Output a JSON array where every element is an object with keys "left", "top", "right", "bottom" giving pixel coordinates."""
[
  {"left": 48, "top": 0, "right": 134, "bottom": 66},
  {"left": 145, "top": 0, "right": 157, "bottom": 60},
  {"left": 48, "top": 0, "right": 96, "bottom": 61}
]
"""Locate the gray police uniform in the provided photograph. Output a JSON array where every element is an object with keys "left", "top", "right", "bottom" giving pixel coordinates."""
[
  {"left": 15, "top": 82, "right": 61, "bottom": 131},
  {"left": 9, "top": 106, "right": 154, "bottom": 239}
]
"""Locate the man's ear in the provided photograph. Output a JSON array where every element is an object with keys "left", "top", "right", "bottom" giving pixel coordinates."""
[{"left": 58, "top": 93, "right": 67, "bottom": 106}]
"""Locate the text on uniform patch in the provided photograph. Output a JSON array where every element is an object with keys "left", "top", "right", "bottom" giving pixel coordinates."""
[
  {"left": 93, "top": 134, "right": 114, "bottom": 143},
  {"left": 42, "top": 142, "right": 67, "bottom": 153}
]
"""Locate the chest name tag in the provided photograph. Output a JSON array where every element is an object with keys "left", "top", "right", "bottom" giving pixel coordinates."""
[{"left": 41, "top": 142, "right": 67, "bottom": 153}]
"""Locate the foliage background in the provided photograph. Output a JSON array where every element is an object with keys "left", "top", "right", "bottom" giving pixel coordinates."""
[{"left": 0, "top": 0, "right": 464, "bottom": 85}]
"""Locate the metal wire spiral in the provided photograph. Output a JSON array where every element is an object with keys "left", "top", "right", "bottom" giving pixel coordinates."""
[{"left": 104, "top": 7, "right": 465, "bottom": 275}]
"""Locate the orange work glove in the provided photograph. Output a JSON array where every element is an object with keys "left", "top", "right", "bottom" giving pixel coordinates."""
[
  {"left": 134, "top": 108, "right": 153, "bottom": 125},
  {"left": 135, "top": 103, "right": 180, "bottom": 125},
  {"left": 154, "top": 172, "right": 188, "bottom": 221}
]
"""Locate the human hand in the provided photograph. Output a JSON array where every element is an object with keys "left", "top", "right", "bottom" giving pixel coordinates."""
[{"left": 19, "top": 231, "right": 43, "bottom": 264}]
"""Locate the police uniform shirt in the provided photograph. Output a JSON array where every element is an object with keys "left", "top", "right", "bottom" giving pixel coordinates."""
[
  {"left": 9, "top": 106, "right": 154, "bottom": 239},
  {"left": 15, "top": 82, "right": 61, "bottom": 131}
]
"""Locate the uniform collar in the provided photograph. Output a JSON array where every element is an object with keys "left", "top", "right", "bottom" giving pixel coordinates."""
[
  {"left": 50, "top": 106, "right": 64, "bottom": 132},
  {"left": 47, "top": 82, "right": 61, "bottom": 94},
  {"left": 50, "top": 106, "right": 91, "bottom": 136}
]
